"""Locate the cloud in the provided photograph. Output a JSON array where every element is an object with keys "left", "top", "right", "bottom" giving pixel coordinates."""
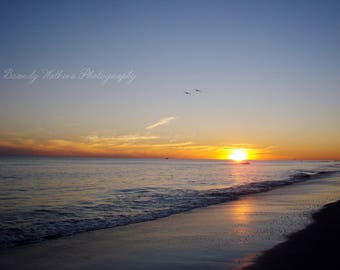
[
  {"left": 146, "top": 116, "right": 176, "bottom": 130},
  {"left": 0, "top": 132, "right": 284, "bottom": 160},
  {"left": 84, "top": 134, "right": 159, "bottom": 143}
]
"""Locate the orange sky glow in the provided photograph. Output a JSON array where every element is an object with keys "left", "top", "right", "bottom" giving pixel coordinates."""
[{"left": 0, "top": 134, "right": 339, "bottom": 160}]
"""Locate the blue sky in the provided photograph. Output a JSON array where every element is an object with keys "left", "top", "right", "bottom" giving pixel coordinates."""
[{"left": 0, "top": 0, "right": 339, "bottom": 159}]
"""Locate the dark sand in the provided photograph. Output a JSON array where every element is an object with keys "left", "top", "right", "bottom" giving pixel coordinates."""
[{"left": 240, "top": 200, "right": 340, "bottom": 270}]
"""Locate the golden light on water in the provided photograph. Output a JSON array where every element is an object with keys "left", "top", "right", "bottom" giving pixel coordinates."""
[
  {"left": 230, "top": 199, "right": 254, "bottom": 224},
  {"left": 228, "top": 149, "right": 248, "bottom": 162}
]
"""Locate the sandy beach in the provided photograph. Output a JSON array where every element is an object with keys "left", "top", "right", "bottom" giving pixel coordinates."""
[
  {"left": 1, "top": 173, "right": 340, "bottom": 270},
  {"left": 240, "top": 199, "right": 340, "bottom": 270}
]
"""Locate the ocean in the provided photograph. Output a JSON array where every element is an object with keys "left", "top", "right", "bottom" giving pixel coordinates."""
[{"left": 0, "top": 157, "right": 339, "bottom": 248}]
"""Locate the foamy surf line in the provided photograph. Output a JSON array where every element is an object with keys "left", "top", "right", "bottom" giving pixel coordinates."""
[{"left": 1, "top": 169, "right": 339, "bottom": 249}]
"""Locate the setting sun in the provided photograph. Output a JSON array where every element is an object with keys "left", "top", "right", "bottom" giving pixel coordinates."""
[{"left": 229, "top": 149, "right": 248, "bottom": 162}]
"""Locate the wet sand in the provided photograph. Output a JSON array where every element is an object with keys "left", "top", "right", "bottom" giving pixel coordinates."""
[
  {"left": 1, "top": 174, "right": 340, "bottom": 270},
  {"left": 240, "top": 199, "right": 340, "bottom": 270}
]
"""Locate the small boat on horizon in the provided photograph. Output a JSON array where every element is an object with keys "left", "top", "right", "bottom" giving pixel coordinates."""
[{"left": 239, "top": 160, "right": 250, "bottom": 165}]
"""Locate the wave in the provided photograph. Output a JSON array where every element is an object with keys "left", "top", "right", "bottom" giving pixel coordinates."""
[{"left": 0, "top": 169, "right": 339, "bottom": 249}]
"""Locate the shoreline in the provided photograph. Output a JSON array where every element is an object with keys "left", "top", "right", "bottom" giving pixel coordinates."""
[
  {"left": 1, "top": 174, "right": 340, "bottom": 270},
  {"left": 2, "top": 169, "right": 338, "bottom": 249},
  {"left": 239, "top": 199, "right": 340, "bottom": 270}
]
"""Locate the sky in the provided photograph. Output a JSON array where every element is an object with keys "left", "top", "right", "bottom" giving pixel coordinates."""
[{"left": 0, "top": 0, "right": 339, "bottom": 160}]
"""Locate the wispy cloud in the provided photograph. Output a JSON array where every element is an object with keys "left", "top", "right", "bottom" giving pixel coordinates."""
[
  {"left": 0, "top": 132, "right": 284, "bottom": 159},
  {"left": 146, "top": 116, "right": 176, "bottom": 130},
  {"left": 0, "top": 135, "right": 217, "bottom": 159},
  {"left": 84, "top": 134, "right": 159, "bottom": 143}
]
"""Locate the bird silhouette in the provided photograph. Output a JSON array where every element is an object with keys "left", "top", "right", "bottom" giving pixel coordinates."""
[{"left": 184, "top": 89, "right": 203, "bottom": 95}]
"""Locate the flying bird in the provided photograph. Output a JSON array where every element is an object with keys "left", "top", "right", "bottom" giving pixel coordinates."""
[{"left": 184, "top": 89, "right": 204, "bottom": 95}]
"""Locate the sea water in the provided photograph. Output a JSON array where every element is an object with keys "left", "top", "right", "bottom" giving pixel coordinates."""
[{"left": 0, "top": 157, "right": 339, "bottom": 248}]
